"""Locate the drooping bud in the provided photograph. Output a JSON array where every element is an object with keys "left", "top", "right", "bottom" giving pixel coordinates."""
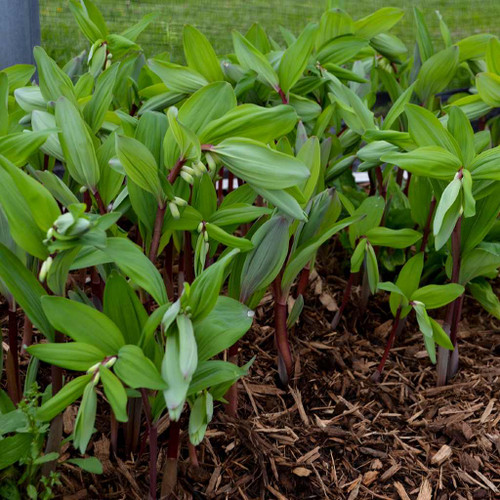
[
  {"left": 205, "top": 153, "right": 216, "bottom": 173},
  {"left": 197, "top": 222, "right": 204, "bottom": 233},
  {"left": 180, "top": 171, "right": 194, "bottom": 185},
  {"left": 174, "top": 196, "right": 188, "bottom": 207},
  {"left": 169, "top": 202, "right": 180, "bottom": 219},
  {"left": 38, "top": 256, "right": 53, "bottom": 283}
]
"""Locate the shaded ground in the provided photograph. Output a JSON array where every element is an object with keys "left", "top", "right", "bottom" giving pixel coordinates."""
[{"left": 42, "top": 247, "right": 500, "bottom": 500}]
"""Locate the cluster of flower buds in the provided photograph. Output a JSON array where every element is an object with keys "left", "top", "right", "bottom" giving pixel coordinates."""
[
  {"left": 87, "top": 356, "right": 117, "bottom": 385},
  {"left": 168, "top": 196, "right": 188, "bottom": 219},
  {"left": 38, "top": 256, "right": 53, "bottom": 283},
  {"left": 180, "top": 160, "right": 207, "bottom": 185}
]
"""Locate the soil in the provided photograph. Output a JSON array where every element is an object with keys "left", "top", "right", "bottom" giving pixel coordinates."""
[{"left": 2, "top": 245, "right": 499, "bottom": 500}]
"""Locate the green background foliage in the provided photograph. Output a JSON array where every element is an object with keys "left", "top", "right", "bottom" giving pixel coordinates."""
[{"left": 40, "top": 0, "right": 500, "bottom": 64}]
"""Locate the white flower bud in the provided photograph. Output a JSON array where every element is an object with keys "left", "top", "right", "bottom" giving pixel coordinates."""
[
  {"left": 180, "top": 171, "right": 194, "bottom": 185},
  {"left": 169, "top": 202, "right": 180, "bottom": 219},
  {"left": 205, "top": 153, "right": 216, "bottom": 172},
  {"left": 38, "top": 256, "right": 53, "bottom": 283},
  {"left": 87, "top": 362, "right": 101, "bottom": 374},
  {"left": 79, "top": 186, "right": 88, "bottom": 193},
  {"left": 174, "top": 196, "right": 187, "bottom": 207},
  {"left": 197, "top": 222, "right": 204, "bottom": 233}
]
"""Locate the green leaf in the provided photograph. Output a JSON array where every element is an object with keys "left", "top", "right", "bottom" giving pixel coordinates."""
[
  {"left": 31, "top": 110, "right": 65, "bottom": 161},
  {"left": 103, "top": 272, "right": 147, "bottom": 345},
  {"left": 430, "top": 318, "right": 454, "bottom": 350},
  {"left": 382, "top": 146, "right": 461, "bottom": 180},
  {"left": 188, "top": 360, "right": 250, "bottom": 397},
  {"left": 354, "top": 7, "right": 404, "bottom": 39},
  {"left": 461, "top": 169, "right": 476, "bottom": 218},
  {"left": 232, "top": 30, "right": 279, "bottom": 89},
  {"left": 69, "top": 0, "right": 107, "bottom": 43},
  {"left": 0, "top": 243, "right": 53, "bottom": 339},
  {"left": 405, "top": 104, "right": 461, "bottom": 158},
  {"left": 37, "top": 374, "right": 92, "bottom": 421},
  {"left": 67, "top": 457, "right": 103, "bottom": 474},
  {"left": 382, "top": 83, "right": 415, "bottom": 131},
  {"left": 317, "top": 35, "right": 368, "bottom": 65},
  {"left": 176, "top": 314, "right": 198, "bottom": 379},
  {"left": 193, "top": 296, "right": 253, "bottom": 361},
  {"left": 188, "top": 249, "right": 239, "bottom": 320},
  {"left": 486, "top": 37, "right": 500, "bottom": 74},
  {"left": 365, "top": 242, "right": 379, "bottom": 294},
  {"left": 456, "top": 34, "right": 496, "bottom": 62},
  {"left": 378, "top": 281, "right": 405, "bottom": 296},
  {"left": 205, "top": 223, "right": 253, "bottom": 251},
  {"left": 447, "top": 106, "right": 475, "bottom": 167},
  {"left": 114, "top": 345, "right": 166, "bottom": 390},
  {"left": 99, "top": 366, "right": 128, "bottom": 422},
  {"left": 348, "top": 196, "right": 385, "bottom": 246},
  {"left": 459, "top": 247, "right": 500, "bottom": 284},
  {"left": 389, "top": 252, "right": 424, "bottom": 316},
  {"left": 0, "top": 433, "right": 32, "bottom": 470},
  {"left": 282, "top": 215, "right": 360, "bottom": 294},
  {"left": 1, "top": 64, "right": 35, "bottom": 93},
  {"left": 189, "top": 392, "right": 212, "bottom": 445},
  {"left": 279, "top": 23, "right": 317, "bottom": 94},
  {"left": 183, "top": 25, "right": 224, "bottom": 82},
  {"left": 41, "top": 296, "right": 125, "bottom": 354},
  {"left": 84, "top": 63, "right": 120, "bottom": 133},
  {"left": 208, "top": 205, "right": 271, "bottom": 227},
  {"left": 316, "top": 8, "right": 354, "bottom": 50},
  {"left": 115, "top": 135, "right": 164, "bottom": 203},
  {"left": 199, "top": 104, "right": 297, "bottom": 145},
  {"left": 433, "top": 178, "right": 462, "bottom": 236},
  {"left": 0, "top": 131, "right": 53, "bottom": 167},
  {"left": 413, "top": 7, "right": 434, "bottom": 62},
  {"left": 469, "top": 278, "right": 500, "bottom": 319},
  {"left": 252, "top": 186, "right": 307, "bottom": 221},
  {"left": 350, "top": 238, "right": 367, "bottom": 273},
  {"left": 27, "top": 343, "right": 106, "bottom": 371},
  {"left": 148, "top": 59, "right": 208, "bottom": 94},
  {"left": 365, "top": 227, "right": 422, "bottom": 249},
  {"left": 73, "top": 383, "right": 97, "bottom": 453},
  {"left": 415, "top": 46, "right": 459, "bottom": 104},
  {"left": 1, "top": 157, "right": 60, "bottom": 233},
  {"left": 469, "top": 145, "right": 500, "bottom": 181},
  {"left": 240, "top": 216, "right": 290, "bottom": 303},
  {"left": 55, "top": 97, "right": 100, "bottom": 190},
  {"left": 212, "top": 138, "right": 309, "bottom": 189},
  {"left": 410, "top": 284, "right": 464, "bottom": 309},
  {"left": 34, "top": 46, "right": 76, "bottom": 103}
]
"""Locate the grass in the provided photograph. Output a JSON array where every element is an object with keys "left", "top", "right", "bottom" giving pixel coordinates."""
[{"left": 40, "top": 0, "right": 500, "bottom": 64}]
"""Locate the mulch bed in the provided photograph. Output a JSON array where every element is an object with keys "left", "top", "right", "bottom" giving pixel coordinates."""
[{"left": 3, "top": 246, "right": 500, "bottom": 500}]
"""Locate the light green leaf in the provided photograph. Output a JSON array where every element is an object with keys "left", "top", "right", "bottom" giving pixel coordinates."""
[
  {"left": 410, "top": 284, "right": 464, "bottom": 309},
  {"left": 365, "top": 227, "right": 422, "bottom": 249},
  {"left": 148, "top": 59, "right": 208, "bottom": 94},
  {"left": 27, "top": 343, "right": 105, "bottom": 371},
  {"left": 99, "top": 366, "right": 128, "bottom": 422},
  {"left": 354, "top": 7, "right": 404, "bottom": 39}
]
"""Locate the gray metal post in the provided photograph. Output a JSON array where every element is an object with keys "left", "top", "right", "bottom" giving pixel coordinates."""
[{"left": 0, "top": 0, "right": 40, "bottom": 69}]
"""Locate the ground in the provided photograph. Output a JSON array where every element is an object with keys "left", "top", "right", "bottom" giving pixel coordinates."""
[{"left": 45, "top": 245, "right": 500, "bottom": 500}]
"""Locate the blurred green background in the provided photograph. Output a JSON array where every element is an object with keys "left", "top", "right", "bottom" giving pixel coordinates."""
[{"left": 40, "top": 0, "right": 500, "bottom": 64}]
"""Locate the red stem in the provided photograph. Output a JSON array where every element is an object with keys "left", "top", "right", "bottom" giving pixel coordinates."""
[
  {"left": 225, "top": 343, "right": 239, "bottom": 417},
  {"left": 92, "top": 189, "right": 107, "bottom": 215},
  {"left": 331, "top": 272, "right": 356, "bottom": 329},
  {"left": 403, "top": 172, "right": 412, "bottom": 196},
  {"left": 372, "top": 306, "right": 402, "bottom": 381},
  {"left": 167, "top": 158, "right": 185, "bottom": 184},
  {"left": 21, "top": 316, "right": 33, "bottom": 354},
  {"left": 149, "top": 203, "right": 166, "bottom": 263},
  {"left": 277, "top": 86, "right": 289, "bottom": 104},
  {"left": 419, "top": 197, "right": 436, "bottom": 252},
  {"left": 295, "top": 264, "right": 310, "bottom": 298},
  {"left": 141, "top": 389, "right": 158, "bottom": 500},
  {"left": 375, "top": 166, "right": 387, "bottom": 200}
]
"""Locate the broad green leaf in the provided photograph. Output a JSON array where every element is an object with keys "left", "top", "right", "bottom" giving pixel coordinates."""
[
  {"left": 431, "top": 318, "right": 454, "bottom": 350},
  {"left": 101, "top": 237, "right": 168, "bottom": 305},
  {"left": 208, "top": 205, "right": 271, "bottom": 226},
  {"left": 188, "top": 249, "right": 239, "bottom": 320},
  {"left": 193, "top": 296, "right": 253, "bottom": 361},
  {"left": 433, "top": 178, "right": 462, "bottom": 236},
  {"left": 0, "top": 64, "right": 35, "bottom": 93},
  {"left": 0, "top": 73, "right": 8, "bottom": 136},
  {"left": 382, "top": 83, "right": 415, "bottom": 130},
  {"left": 434, "top": 186, "right": 462, "bottom": 251},
  {"left": 365, "top": 227, "right": 422, "bottom": 249},
  {"left": 415, "top": 46, "right": 459, "bottom": 104},
  {"left": 461, "top": 169, "right": 476, "bottom": 218},
  {"left": 84, "top": 63, "right": 120, "bottom": 133},
  {"left": 212, "top": 138, "right": 309, "bottom": 189},
  {"left": 410, "top": 284, "right": 464, "bottom": 309},
  {"left": 348, "top": 196, "right": 385, "bottom": 246},
  {"left": 189, "top": 392, "right": 212, "bottom": 445},
  {"left": 462, "top": 195, "right": 500, "bottom": 253},
  {"left": 317, "top": 35, "right": 368, "bottom": 65},
  {"left": 148, "top": 59, "right": 208, "bottom": 94},
  {"left": 469, "top": 278, "right": 500, "bottom": 319},
  {"left": 316, "top": 8, "right": 354, "bottom": 50},
  {"left": 0, "top": 155, "right": 60, "bottom": 232},
  {"left": 99, "top": 366, "right": 128, "bottom": 422},
  {"left": 0, "top": 243, "right": 53, "bottom": 339},
  {"left": 31, "top": 110, "right": 65, "bottom": 161},
  {"left": 34, "top": 46, "right": 76, "bottom": 103},
  {"left": 469, "top": 145, "right": 500, "bottom": 180},
  {"left": 459, "top": 247, "right": 500, "bottom": 284},
  {"left": 69, "top": 0, "right": 108, "bottom": 43},
  {"left": 390, "top": 252, "right": 424, "bottom": 316},
  {"left": 382, "top": 146, "right": 461, "bottom": 180},
  {"left": 413, "top": 7, "right": 434, "bottom": 62},
  {"left": 0, "top": 433, "right": 32, "bottom": 470},
  {"left": 183, "top": 25, "right": 224, "bottom": 82},
  {"left": 114, "top": 345, "right": 166, "bottom": 390},
  {"left": 252, "top": 186, "right": 307, "bottom": 221},
  {"left": 405, "top": 104, "right": 461, "bottom": 158},
  {"left": 447, "top": 106, "right": 475, "bottom": 167},
  {"left": 0, "top": 131, "right": 53, "bottom": 167},
  {"left": 354, "top": 7, "right": 404, "bottom": 39},
  {"left": 67, "top": 457, "right": 103, "bottom": 474},
  {"left": 205, "top": 223, "right": 253, "bottom": 251},
  {"left": 103, "top": 272, "right": 147, "bottom": 345},
  {"left": 115, "top": 135, "right": 164, "bottom": 203},
  {"left": 486, "top": 37, "right": 500, "bottom": 75},
  {"left": 27, "top": 343, "right": 106, "bottom": 371},
  {"left": 37, "top": 374, "right": 92, "bottom": 421},
  {"left": 55, "top": 97, "right": 100, "bottom": 189},
  {"left": 279, "top": 23, "right": 317, "bottom": 94},
  {"left": 41, "top": 296, "right": 125, "bottom": 354},
  {"left": 73, "top": 382, "right": 97, "bottom": 453},
  {"left": 232, "top": 30, "right": 279, "bottom": 89},
  {"left": 370, "top": 33, "right": 407, "bottom": 62},
  {"left": 199, "top": 104, "right": 297, "bottom": 144},
  {"left": 240, "top": 216, "right": 290, "bottom": 303},
  {"left": 456, "top": 34, "right": 496, "bottom": 62},
  {"left": 176, "top": 314, "right": 198, "bottom": 379},
  {"left": 476, "top": 72, "right": 500, "bottom": 108},
  {"left": 282, "top": 215, "right": 359, "bottom": 294}
]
